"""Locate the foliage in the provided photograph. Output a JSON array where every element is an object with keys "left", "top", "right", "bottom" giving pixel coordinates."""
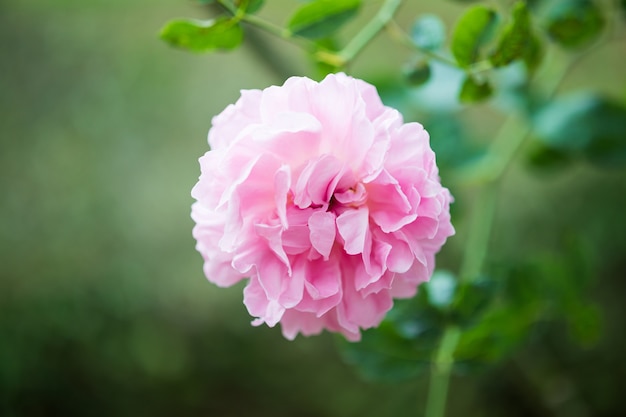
[
  {"left": 450, "top": 5, "right": 498, "bottom": 68},
  {"left": 161, "top": 18, "right": 244, "bottom": 52},
  {"left": 287, "top": 0, "right": 361, "bottom": 39},
  {"left": 155, "top": 1, "right": 625, "bottom": 416}
]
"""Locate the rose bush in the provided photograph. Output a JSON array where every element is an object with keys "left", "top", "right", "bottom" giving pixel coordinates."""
[{"left": 191, "top": 73, "right": 454, "bottom": 341}]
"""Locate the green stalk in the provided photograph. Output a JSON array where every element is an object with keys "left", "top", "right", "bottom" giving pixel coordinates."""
[
  {"left": 385, "top": 20, "right": 458, "bottom": 68},
  {"left": 425, "top": 326, "right": 461, "bottom": 417},
  {"left": 336, "top": 0, "right": 404, "bottom": 65}
]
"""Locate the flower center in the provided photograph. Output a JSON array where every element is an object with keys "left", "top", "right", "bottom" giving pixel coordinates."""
[{"left": 333, "top": 182, "right": 368, "bottom": 208}]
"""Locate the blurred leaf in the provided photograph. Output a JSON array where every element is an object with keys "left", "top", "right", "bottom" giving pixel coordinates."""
[
  {"left": 313, "top": 38, "right": 342, "bottom": 77},
  {"left": 459, "top": 75, "right": 493, "bottom": 103},
  {"left": 388, "top": 281, "right": 446, "bottom": 342},
  {"left": 456, "top": 235, "right": 600, "bottom": 366},
  {"left": 490, "top": 1, "right": 541, "bottom": 70},
  {"left": 546, "top": 0, "right": 605, "bottom": 49},
  {"left": 451, "top": 279, "right": 495, "bottom": 327},
  {"left": 336, "top": 271, "right": 456, "bottom": 381},
  {"left": 336, "top": 322, "right": 430, "bottom": 381},
  {"left": 234, "top": 0, "right": 265, "bottom": 14},
  {"left": 533, "top": 93, "right": 626, "bottom": 167},
  {"left": 338, "top": 271, "right": 502, "bottom": 380},
  {"left": 160, "top": 18, "right": 243, "bottom": 52},
  {"left": 526, "top": 141, "right": 573, "bottom": 171},
  {"left": 455, "top": 299, "right": 535, "bottom": 365},
  {"left": 454, "top": 258, "right": 550, "bottom": 365},
  {"left": 287, "top": 0, "right": 361, "bottom": 39},
  {"left": 425, "top": 113, "right": 485, "bottom": 170},
  {"left": 569, "top": 303, "right": 602, "bottom": 347},
  {"left": 451, "top": 5, "right": 498, "bottom": 67},
  {"left": 411, "top": 14, "right": 446, "bottom": 52},
  {"left": 523, "top": 33, "right": 544, "bottom": 75},
  {"left": 403, "top": 59, "right": 431, "bottom": 86}
]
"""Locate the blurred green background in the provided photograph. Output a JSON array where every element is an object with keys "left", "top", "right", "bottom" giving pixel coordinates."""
[{"left": 1, "top": 0, "right": 625, "bottom": 416}]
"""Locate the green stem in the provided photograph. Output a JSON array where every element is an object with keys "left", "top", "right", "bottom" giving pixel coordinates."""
[
  {"left": 336, "top": 0, "right": 404, "bottom": 65},
  {"left": 425, "top": 326, "right": 461, "bottom": 417},
  {"left": 453, "top": 114, "right": 531, "bottom": 186},
  {"left": 452, "top": 112, "right": 531, "bottom": 283},
  {"left": 385, "top": 20, "right": 494, "bottom": 74},
  {"left": 216, "top": 0, "right": 316, "bottom": 49},
  {"left": 459, "top": 185, "right": 498, "bottom": 282},
  {"left": 385, "top": 20, "right": 458, "bottom": 68},
  {"left": 241, "top": 12, "right": 290, "bottom": 39}
]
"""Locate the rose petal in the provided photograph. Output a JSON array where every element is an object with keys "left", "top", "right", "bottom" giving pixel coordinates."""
[{"left": 308, "top": 211, "right": 337, "bottom": 259}]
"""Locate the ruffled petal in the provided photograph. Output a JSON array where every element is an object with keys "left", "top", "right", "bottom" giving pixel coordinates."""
[{"left": 308, "top": 211, "right": 337, "bottom": 259}]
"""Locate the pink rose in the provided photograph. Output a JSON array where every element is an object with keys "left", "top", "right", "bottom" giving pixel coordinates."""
[{"left": 191, "top": 73, "right": 454, "bottom": 341}]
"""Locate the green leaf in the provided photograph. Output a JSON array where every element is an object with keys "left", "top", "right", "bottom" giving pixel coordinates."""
[
  {"left": 455, "top": 300, "right": 535, "bottom": 364},
  {"left": 454, "top": 261, "right": 545, "bottom": 365},
  {"left": 336, "top": 322, "right": 431, "bottom": 381},
  {"left": 337, "top": 270, "right": 506, "bottom": 380},
  {"left": 287, "top": 0, "right": 361, "bottom": 39},
  {"left": 451, "top": 5, "right": 498, "bottom": 67},
  {"left": 403, "top": 59, "right": 431, "bottom": 86},
  {"left": 234, "top": 0, "right": 265, "bottom": 14},
  {"left": 160, "top": 18, "right": 244, "bottom": 52},
  {"left": 410, "top": 14, "right": 446, "bottom": 52},
  {"left": 533, "top": 93, "right": 626, "bottom": 167},
  {"left": 336, "top": 270, "right": 460, "bottom": 381},
  {"left": 527, "top": 241, "right": 601, "bottom": 347},
  {"left": 450, "top": 279, "right": 495, "bottom": 327},
  {"left": 490, "top": 1, "right": 540, "bottom": 68},
  {"left": 522, "top": 33, "right": 544, "bottom": 75},
  {"left": 569, "top": 304, "right": 602, "bottom": 347},
  {"left": 425, "top": 113, "right": 485, "bottom": 170},
  {"left": 312, "top": 38, "right": 342, "bottom": 77},
  {"left": 459, "top": 76, "right": 493, "bottom": 103},
  {"left": 526, "top": 141, "right": 573, "bottom": 172},
  {"left": 546, "top": 0, "right": 605, "bottom": 49}
]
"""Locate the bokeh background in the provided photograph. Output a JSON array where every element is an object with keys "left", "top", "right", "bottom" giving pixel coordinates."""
[{"left": 1, "top": 0, "right": 625, "bottom": 416}]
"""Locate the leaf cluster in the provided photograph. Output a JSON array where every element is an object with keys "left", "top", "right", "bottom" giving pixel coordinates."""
[
  {"left": 160, "top": 0, "right": 613, "bottom": 107},
  {"left": 339, "top": 237, "right": 602, "bottom": 382},
  {"left": 160, "top": 0, "right": 363, "bottom": 55},
  {"left": 528, "top": 93, "right": 626, "bottom": 170}
]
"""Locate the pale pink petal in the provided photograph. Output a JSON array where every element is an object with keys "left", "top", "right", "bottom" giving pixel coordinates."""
[
  {"left": 244, "top": 277, "right": 285, "bottom": 327},
  {"left": 294, "top": 154, "right": 344, "bottom": 208},
  {"left": 274, "top": 165, "right": 291, "bottom": 228},
  {"left": 308, "top": 211, "right": 336, "bottom": 259},
  {"left": 336, "top": 207, "right": 370, "bottom": 255},
  {"left": 367, "top": 170, "right": 417, "bottom": 233}
]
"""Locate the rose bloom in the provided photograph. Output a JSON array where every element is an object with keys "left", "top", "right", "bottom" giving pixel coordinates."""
[{"left": 191, "top": 73, "right": 454, "bottom": 341}]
